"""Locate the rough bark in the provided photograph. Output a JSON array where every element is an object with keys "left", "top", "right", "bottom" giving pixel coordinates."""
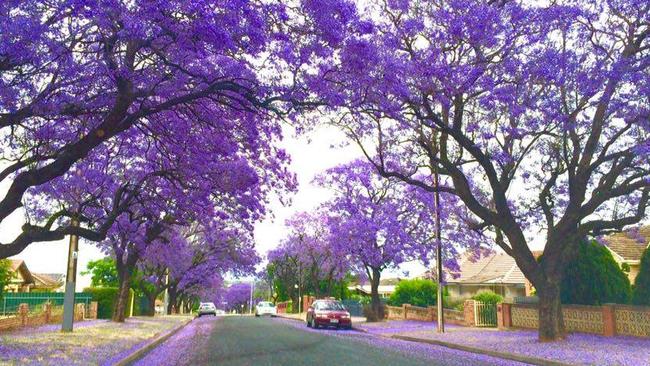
[
  {"left": 112, "top": 269, "right": 132, "bottom": 322},
  {"left": 368, "top": 267, "right": 383, "bottom": 322},
  {"left": 537, "top": 280, "right": 566, "bottom": 341}
]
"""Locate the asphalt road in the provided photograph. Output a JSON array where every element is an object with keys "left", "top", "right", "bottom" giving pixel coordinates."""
[{"left": 187, "top": 317, "right": 525, "bottom": 366}]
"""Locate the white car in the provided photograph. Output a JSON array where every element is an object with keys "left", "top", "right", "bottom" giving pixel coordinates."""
[
  {"left": 197, "top": 302, "right": 217, "bottom": 317},
  {"left": 255, "top": 301, "right": 277, "bottom": 317}
]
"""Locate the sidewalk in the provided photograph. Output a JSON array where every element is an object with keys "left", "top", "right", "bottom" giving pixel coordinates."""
[
  {"left": 362, "top": 320, "right": 650, "bottom": 366},
  {"left": 0, "top": 315, "right": 192, "bottom": 366}
]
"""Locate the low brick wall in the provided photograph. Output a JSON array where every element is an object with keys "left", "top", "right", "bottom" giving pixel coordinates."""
[
  {"left": 385, "top": 304, "right": 466, "bottom": 324},
  {"left": 0, "top": 302, "right": 98, "bottom": 332},
  {"left": 500, "top": 302, "right": 650, "bottom": 338}
]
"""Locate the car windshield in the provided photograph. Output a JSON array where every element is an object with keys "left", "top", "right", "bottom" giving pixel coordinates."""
[{"left": 318, "top": 301, "right": 346, "bottom": 311}]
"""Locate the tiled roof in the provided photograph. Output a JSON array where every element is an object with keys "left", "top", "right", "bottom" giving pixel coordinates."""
[
  {"left": 604, "top": 225, "right": 650, "bottom": 262},
  {"left": 448, "top": 252, "right": 527, "bottom": 285},
  {"left": 32, "top": 273, "right": 65, "bottom": 287}
]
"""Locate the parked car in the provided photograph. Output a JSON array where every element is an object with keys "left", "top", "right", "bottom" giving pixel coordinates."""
[
  {"left": 306, "top": 300, "right": 352, "bottom": 329},
  {"left": 255, "top": 301, "right": 277, "bottom": 317},
  {"left": 197, "top": 302, "right": 217, "bottom": 317}
]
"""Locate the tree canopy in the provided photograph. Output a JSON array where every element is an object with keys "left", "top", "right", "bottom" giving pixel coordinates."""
[
  {"left": 632, "top": 246, "right": 650, "bottom": 306},
  {"left": 560, "top": 240, "right": 631, "bottom": 306}
]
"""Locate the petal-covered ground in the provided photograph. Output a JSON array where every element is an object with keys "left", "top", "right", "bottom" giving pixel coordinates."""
[
  {"left": 271, "top": 317, "right": 529, "bottom": 366},
  {"left": 366, "top": 320, "right": 650, "bottom": 366},
  {"left": 0, "top": 316, "right": 190, "bottom": 365},
  {"left": 133, "top": 315, "right": 217, "bottom": 366}
]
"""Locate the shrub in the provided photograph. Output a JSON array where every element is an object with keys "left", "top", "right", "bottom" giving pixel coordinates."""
[
  {"left": 84, "top": 287, "right": 135, "bottom": 319},
  {"left": 84, "top": 287, "right": 118, "bottom": 319},
  {"left": 472, "top": 290, "right": 504, "bottom": 304},
  {"left": 388, "top": 278, "right": 446, "bottom": 307},
  {"left": 560, "top": 239, "right": 632, "bottom": 305},
  {"left": 632, "top": 246, "right": 650, "bottom": 306}
]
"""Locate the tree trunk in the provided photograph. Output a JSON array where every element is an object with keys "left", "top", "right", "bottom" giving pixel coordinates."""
[
  {"left": 369, "top": 267, "right": 383, "bottom": 322},
  {"left": 537, "top": 280, "right": 565, "bottom": 341},
  {"left": 112, "top": 269, "right": 132, "bottom": 322}
]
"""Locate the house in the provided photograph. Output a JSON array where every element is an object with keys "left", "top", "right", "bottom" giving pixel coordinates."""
[
  {"left": 348, "top": 278, "right": 401, "bottom": 298},
  {"left": 31, "top": 273, "right": 65, "bottom": 292},
  {"left": 441, "top": 252, "right": 529, "bottom": 302},
  {"left": 5, "top": 260, "right": 35, "bottom": 293},
  {"left": 603, "top": 225, "right": 650, "bottom": 283},
  {"left": 4, "top": 259, "right": 65, "bottom": 293}
]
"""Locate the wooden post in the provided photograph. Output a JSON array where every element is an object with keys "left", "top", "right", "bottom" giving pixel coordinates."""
[
  {"left": 402, "top": 304, "right": 409, "bottom": 320},
  {"left": 18, "top": 303, "right": 29, "bottom": 327},
  {"left": 43, "top": 303, "right": 52, "bottom": 323}
]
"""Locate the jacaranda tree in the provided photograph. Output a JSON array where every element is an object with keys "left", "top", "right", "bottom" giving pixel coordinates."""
[
  {"left": 317, "top": 160, "right": 485, "bottom": 320},
  {"left": 0, "top": 0, "right": 304, "bottom": 258},
  {"left": 308, "top": 0, "right": 649, "bottom": 340}
]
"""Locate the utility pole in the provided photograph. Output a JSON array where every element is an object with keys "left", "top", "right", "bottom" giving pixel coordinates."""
[
  {"left": 62, "top": 217, "right": 80, "bottom": 332},
  {"left": 434, "top": 166, "right": 445, "bottom": 333},
  {"left": 163, "top": 268, "right": 169, "bottom": 315},
  {"left": 249, "top": 280, "right": 255, "bottom": 315}
]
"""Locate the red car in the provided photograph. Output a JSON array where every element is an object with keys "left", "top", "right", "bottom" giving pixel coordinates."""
[{"left": 306, "top": 300, "right": 352, "bottom": 330}]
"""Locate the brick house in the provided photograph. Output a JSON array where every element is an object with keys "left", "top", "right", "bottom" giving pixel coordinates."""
[{"left": 603, "top": 225, "right": 650, "bottom": 283}]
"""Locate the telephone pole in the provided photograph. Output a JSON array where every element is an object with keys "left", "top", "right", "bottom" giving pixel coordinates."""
[
  {"left": 434, "top": 167, "right": 445, "bottom": 333},
  {"left": 62, "top": 217, "right": 80, "bottom": 332}
]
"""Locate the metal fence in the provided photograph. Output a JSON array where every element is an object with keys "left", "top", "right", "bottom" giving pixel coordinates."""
[
  {"left": 473, "top": 301, "right": 498, "bottom": 327},
  {"left": 2, "top": 292, "right": 92, "bottom": 316},
  {"left": 341, "top": 300, "right": 363, "bottom": 317}
]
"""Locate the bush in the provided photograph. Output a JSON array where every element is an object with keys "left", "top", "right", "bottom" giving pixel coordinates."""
[
  {"left": 472, "top": 290, "right": 504, "bottom": 304},
  {"left": 388, "top": 278, "right": 446, "bottom": 307},
  {"left": 560, "top": 239, "right": 632, "bottom": 305},
  {"left": 84, "top": 287, "right": 135, "bottom": 319},
  {"left": 84, "top": 287, "right": 118, "bottom": 319},
  {"left": 633, "top": 246, "right": 650, "bottom": 306}
]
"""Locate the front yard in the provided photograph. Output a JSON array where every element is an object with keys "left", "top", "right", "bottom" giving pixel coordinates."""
[{"left": 0, "top": 316, "right": 191, "bottom": 365}]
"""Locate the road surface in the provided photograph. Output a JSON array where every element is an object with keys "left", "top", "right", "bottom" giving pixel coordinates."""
[{"left": 137, "top": 316, "right": 529, "bottom": 366}]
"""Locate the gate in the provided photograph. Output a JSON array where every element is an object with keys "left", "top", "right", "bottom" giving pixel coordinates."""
[
  {"left": 341, "top": 300, "right": 363, "bottom": 317},
  {"left": 474, "top": 301, "right": 498, "bottom": 327}
]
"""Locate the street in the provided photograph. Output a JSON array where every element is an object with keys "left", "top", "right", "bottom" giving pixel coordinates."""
[{"left": 139, "top": 316, "right": 529, "bottom": 366}]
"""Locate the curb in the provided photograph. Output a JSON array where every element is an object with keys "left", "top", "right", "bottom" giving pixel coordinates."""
[
  {"left": 114, "top": 317, "right": 193, "bottom": 366},
  {"left": 391, "top": 335, "right": 573, "bottom": 366}
]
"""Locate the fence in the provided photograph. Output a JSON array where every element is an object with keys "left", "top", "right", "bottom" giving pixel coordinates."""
[
  {"left": 499, "top": 303, "right": 650, "bottom": 338},
  {"left": 2, "top": 292, "right": 93, "bottom": 316},
  {"left": 341, "top": 300, "right": 363, "bottom": 317},
  {"left": 0, "top": 302, "right": 98, "bottom": 332}
]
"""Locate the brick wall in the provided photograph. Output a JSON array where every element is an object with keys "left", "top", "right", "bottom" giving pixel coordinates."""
[
  {"left": 0, "top": 301, "right": 98, "bottom": 332},
  {"left": 385, "top": 304, "right": 467, "bottom": 325},
  {"left": 500, "top": 302, "right": 650, "bottom": 338}
]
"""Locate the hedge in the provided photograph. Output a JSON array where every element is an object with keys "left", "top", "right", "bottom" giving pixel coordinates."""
[{"left": 84, "top": 287, "right": 137, "bottom": 319}]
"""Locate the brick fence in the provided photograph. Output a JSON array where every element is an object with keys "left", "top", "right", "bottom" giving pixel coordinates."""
[
  {"left": 498, "top": 302, "right": 650, "bottom": 338},
  {"left": 0, "top": 302, "right": 98, "bottom": 332},
  {"left": 385, "top": 303, "right": 467, "bottom": 325}
]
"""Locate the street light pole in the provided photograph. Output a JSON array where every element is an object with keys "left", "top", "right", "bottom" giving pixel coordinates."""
[
  {"left": 434, "top": 166, "right": 445, "bottom": 333},
  {"left": 249, "top": 280, "right": 255, "bottom": 315},
  {"left": 62, "top": 217, "right": 80, "bottom": 332}
]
